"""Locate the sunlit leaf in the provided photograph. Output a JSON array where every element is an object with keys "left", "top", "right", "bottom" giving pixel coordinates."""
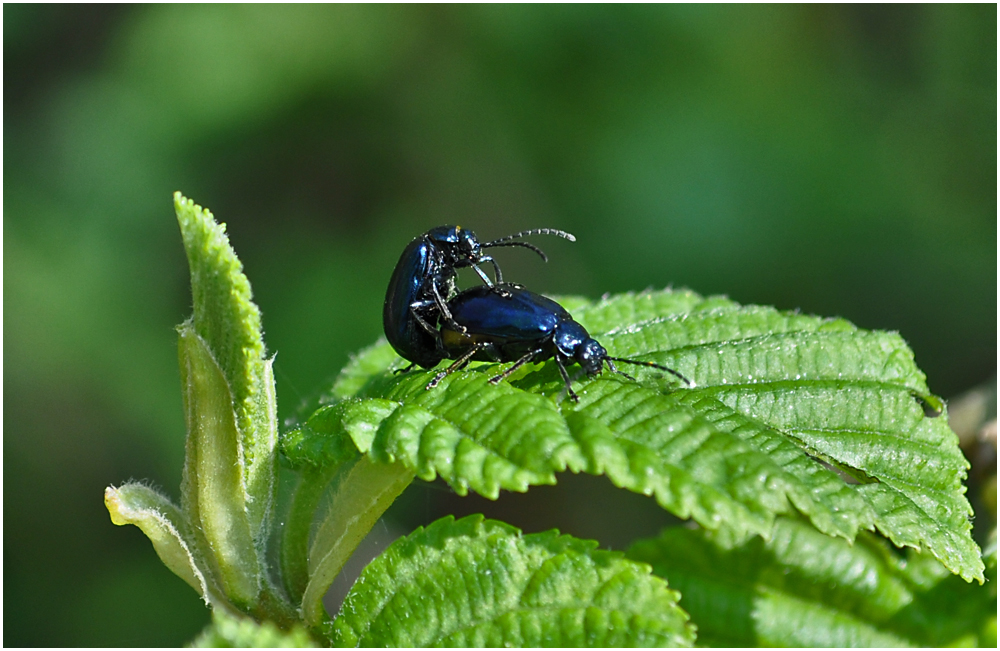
[
  {"left": 328, "top": 515, "right": 695, "bottom": 647},
  {"left": 627, "top": 518, "right": 996, "bottom": 647},
  {"left": 175, "top": 192, "right": 277, "bottom": 543},
  {"left": 177, "top": 326, "right": 260, "bottom": 605},
  {"left": 299, "top": 457, "right": 413, "bottom": 627},
  {"left": 306, "top": 288, "right": 982, "bottom": 582},
  {"left": 104, "top": 483, "right": 223, "bottom": 607},
  {"left": 281, "top": 404, "right": 414, "bottom": 625}
]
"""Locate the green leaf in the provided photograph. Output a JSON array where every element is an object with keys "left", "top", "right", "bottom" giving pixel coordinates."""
[
  {"left": 299, "top": 456, "right": 413, "bottom": 627},
  {"left": 105, "top": 482, "right": 224, "bottom": 608},
  {"left": 627, "top": 518, "right": 997, "bottom": 647},
  {"left": 175, "top": 192, "right": 277, "bottom": 544},
  {"left": 311, "top": 288, "right": 982, "bottom": 582},
  {"left": 279, "top": 401, "right": 413, "bottom": 623},
  {"left": 178, "top": 326, "right": 260, "bottom": 606},
  {"left": 328, "top": 515, "right": 695, "bottom": 647},
  {"left": 190, "top": 610, "right": 318, "bottom": 648},
  {"left": 281, "top": 401, "right": 368, "bottom": 472},
  {"left": 167, "top": 194, "right": 298, "bottom": 624},
  {"left": 330, "top": 338, "right": 402, "bottom": 404}
]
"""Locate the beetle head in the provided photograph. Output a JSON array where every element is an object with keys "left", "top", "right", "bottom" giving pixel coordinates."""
[
  {"left": 574, "top": 338, "right": 608, "bottom": 376},
  {"left": 430, "top": 225, "right": 482, "bottom": 266}
]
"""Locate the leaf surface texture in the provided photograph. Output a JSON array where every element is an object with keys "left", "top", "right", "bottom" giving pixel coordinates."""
[
  {"left": 286, "top": 289, "right": 982, "bottom": 582},
  {"left": 329, "top": 515, "right": 694, "bottom": 647}
]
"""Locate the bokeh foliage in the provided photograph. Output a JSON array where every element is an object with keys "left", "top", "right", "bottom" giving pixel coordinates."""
[{"left": 4, "top": 5, "right": 995, "bottom": 646}]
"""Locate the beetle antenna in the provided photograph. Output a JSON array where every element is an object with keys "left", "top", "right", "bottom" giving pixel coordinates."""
[
  {"left": 483, "top": 229, "right": 576, "bottom": 262},
  {"left": 483, "top": 240, "right": 549, "bottom": 262},
  {"left": 484, "top": 228, "right": 577, "bottom": 247},
  {"left": 605, "top": 356, "right": 693, "bottom": 387}
]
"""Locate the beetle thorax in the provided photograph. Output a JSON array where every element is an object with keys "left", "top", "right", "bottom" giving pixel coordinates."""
[{"left": 554, "top": 322, "right": 606, "bottom": 375}]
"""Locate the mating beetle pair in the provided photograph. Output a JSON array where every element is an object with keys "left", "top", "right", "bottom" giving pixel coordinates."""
[
  {"left": 382, "top": 225, "right": 575, "bottom": 369},
  {"left": 383, "top": 225, "right": 690, "bottom": 402}
]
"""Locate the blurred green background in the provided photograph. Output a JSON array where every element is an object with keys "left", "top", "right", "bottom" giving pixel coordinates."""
[{"left": 4, "top": 5, "right": 995, "bottom": 646}]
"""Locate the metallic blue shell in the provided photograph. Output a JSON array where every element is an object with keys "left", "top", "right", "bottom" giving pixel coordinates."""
[{"left": 447, "top": 285, "right": 568, "bottom": 341}]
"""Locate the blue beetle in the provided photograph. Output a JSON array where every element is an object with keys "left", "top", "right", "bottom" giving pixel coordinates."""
[
  {"left": 383, "top": 226, "right": 575, "bottom": 369},
  {"left": 425, "top": 284, "right": 691, "bottom": 401}
]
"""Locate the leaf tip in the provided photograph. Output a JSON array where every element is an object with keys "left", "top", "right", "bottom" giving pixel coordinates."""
[{"left": 104, "top": 485, "right": 126, "bottom": 525}]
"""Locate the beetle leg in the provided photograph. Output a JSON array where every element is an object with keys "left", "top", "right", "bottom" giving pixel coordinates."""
[
  {"left": 393, "top": 361, "right": 418, "bottom": 375},
  {"left": 553, "top": 355, "right": 580, "bottom": 403},
  {"left": 488, "top": 348, "right": 542, "bottom": 385},
  {"left": 469, "top": 261, "right": 497, "bottom": 287},
  {"left": 482, "top": 256, "right": 513, "bottom": 298},
  {"left": 477, "top": 257, "right": 514, "bottom": 296},
  {"left": 484, "top": 257, "right": 504, "bottom": 285},
  {"left": 410, "top": 305, "right": 441, "bottom": 338},
  {"left": 425, "top": 343, "right": 487, "bottom": 390},
  {"left": 431, "top": 282, "right": 466, "bottom": 334}
]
